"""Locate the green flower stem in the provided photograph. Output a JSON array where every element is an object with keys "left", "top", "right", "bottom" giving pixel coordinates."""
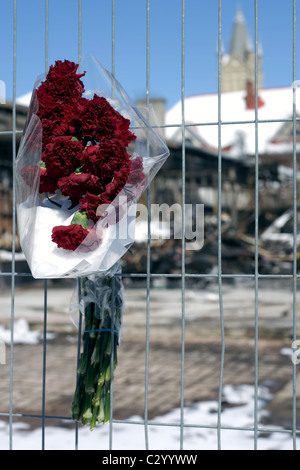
[{"left": 71, "top": 269, "right": 122, "bottom": 430}]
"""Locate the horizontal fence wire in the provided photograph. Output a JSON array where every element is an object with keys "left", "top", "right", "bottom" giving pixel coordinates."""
[
  {"left": 1, "top": 0, "right": 299, "bottom": 450},
  {"left": 2, "top": 272, "right": 300, "bottom": 280}
]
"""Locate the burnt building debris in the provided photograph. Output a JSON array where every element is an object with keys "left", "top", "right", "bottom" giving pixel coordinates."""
[{"left": 123, "top": 133, "right": 300, "bottom": 282}]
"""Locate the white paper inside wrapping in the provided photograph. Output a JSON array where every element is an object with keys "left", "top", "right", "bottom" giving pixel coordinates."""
[{"left": 18, "top": 196, "right": 137, "bottom": 279}]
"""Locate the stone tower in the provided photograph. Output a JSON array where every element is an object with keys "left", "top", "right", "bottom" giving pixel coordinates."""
[{"left": 221, "top": 9, "right": 263, "bottom": 93}]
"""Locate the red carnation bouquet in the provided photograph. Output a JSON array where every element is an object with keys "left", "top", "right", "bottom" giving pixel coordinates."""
[{"left": 15, "top": 56, "right": 169, "bottom": 428}]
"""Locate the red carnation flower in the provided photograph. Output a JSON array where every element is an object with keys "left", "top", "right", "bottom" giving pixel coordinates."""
[
  {"left": 79, "top": 165, "right": 132, "bottom": 223},
  {"left": 36, "top": 92, "right": 60, "bottom": 120},
  {"left": 32, "top": 59, "right": 140, "bottom": 252},
  {"left": 37, "top": 60, "right": 85, "bottom": 110},
  {"left": 114, "top": 116, "right": 136, "bottom": 147},
  {"left": 78, "top": 94, "right": 135, "bottom": 146},
  {"left": 127, "top": 157, "right": 145, "bottom": 185},
  {"left": 79, "top": 192, "right": 106, "bottom": 222},
  {"left": 42, "top": 136, "right": 83, "bottom": 177},
  {"left": 20, "top": 165, "right": 41, "bottom": 187},
  {"left": 78, "top": 144, "right": 100, "bottom": 173},
  {"left": 84, "top": 138, "right": 131, "bottom": 181},
  {"left": 79, "top": 94, "right": 116, "bottom": 142},
  {"left": 20, "top": 165, "right": 58, "bottom": 194},
  {"left": 52, "top": 223, "right": 90, "bottom": 251},
  {"left": 104, "top": 165, "right": 131, "bottom": 199},
  {"left": 57, "top": 172, "right": 103, "bottom": 200},
  {"left": 39, "top": 167, "right": 58, "bottom": 194},
  {"left": 38, "top": 97, "right": 88, "bottom": 148}
]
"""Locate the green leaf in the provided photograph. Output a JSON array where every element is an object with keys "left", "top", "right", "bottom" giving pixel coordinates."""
[{"left": 71, "top": 211, "right": 89, "bottom": 229}]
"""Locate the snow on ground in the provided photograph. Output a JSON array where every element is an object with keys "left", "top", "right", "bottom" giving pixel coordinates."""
[
  {"left": 0, "top": 384, "right": 298, "bottom": 450},
  {"left": 0, "top": 320, "right": 298, "bottom": 450},
  {"left": 0, "top": 319, "right": 41, "bottom": 345},
  {"left": 0, "top": 319, "right": 55, "bottom": 345}
]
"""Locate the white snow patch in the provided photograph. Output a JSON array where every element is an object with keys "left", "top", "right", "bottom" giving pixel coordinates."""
[
  {"left": 0, "top": 319, "right": 54, "bottom": 345},
  {"left": 0, "top": 384, "right": 298, "bottom": 450}
]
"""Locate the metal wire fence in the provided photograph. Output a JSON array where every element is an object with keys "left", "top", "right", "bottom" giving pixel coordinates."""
[{"left": 0, "top": 0, "right": 299, "bottom": 451}]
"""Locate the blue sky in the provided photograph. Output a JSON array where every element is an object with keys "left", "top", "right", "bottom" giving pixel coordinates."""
[{"left": 1, "top": 0, "right": 299, "bottom": 110}]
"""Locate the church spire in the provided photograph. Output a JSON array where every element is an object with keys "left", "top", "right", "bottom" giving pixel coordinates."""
[
  {"left": 221, "top": 7, "right": 263, "bottom": 93},
  {"left": 229, "top": 8, "right": 253, "bottom": 60}
]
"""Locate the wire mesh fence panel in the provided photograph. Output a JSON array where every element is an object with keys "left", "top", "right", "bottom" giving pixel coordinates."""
[{"left": 0, "top": 0, "right": 299, "bottom": 451}]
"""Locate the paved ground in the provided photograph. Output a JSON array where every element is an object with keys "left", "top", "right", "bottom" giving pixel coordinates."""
[{"left": 0, "top": 279, "right": 299, "bottom": 430}]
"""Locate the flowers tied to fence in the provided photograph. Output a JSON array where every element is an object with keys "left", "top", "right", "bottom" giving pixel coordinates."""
[{"left": 15, "top": 56, "right": 169, "bottom": 428}]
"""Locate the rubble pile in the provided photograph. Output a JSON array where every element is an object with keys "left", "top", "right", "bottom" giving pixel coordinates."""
[{"left": 123, "top": 207, "right": 300, "bottom": 284}]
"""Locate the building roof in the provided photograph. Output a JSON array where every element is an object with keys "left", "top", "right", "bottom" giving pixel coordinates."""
[
  {"left": 16, "top": 92, "right": 32, "bottom": 107},
  {"left": 165, "top": 86, "right": 300, "bottom": 160}
]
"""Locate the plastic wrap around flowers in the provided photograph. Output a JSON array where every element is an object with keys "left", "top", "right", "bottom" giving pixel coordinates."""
[
  {"left": 15, "top": 57, "right": 170, "bottom": 429},
  {"left": 16, "top": 56, "right": 169, "bottom": 279}
]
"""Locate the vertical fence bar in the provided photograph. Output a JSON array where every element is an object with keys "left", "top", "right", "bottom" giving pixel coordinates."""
[
  {"left": 217, "top": 0, "right": 225, "bottom": 451},
  {"left": 41, "top": 2, "right": 49, "bottom": 450},
  {"left": 74, "top": 0, "right": 82, "bottom": 451},
  {"left": 111, "top": 0, "right": 115, "bottom": 77},
  {"left": 41, "top": 281, "right": 47, "bottom": 450},
  {"left": 292, "top": 0, "right": 298, "bottom": 451},
  {"left": 144, "top": 0, "right": 151, "bottom": 451},
  {"left": 9, "top": 0, "right": 17, "bottom": 451},
  {"left": 75, "top": 279, "right": 83, "bottom": 451},
  {"left": 45, "top": 0, "right": 48, "bottom": 71},
  {"left": 179, "top": 0, "right": 186, "bottom": 451},
  {"left": 109, "top": 276, "right": 116, "bottom": 450},
  {"left": 109, "top": 0, "right": 116, "bottom": 450},
  {"left": 253, "top": 0, "right": 260, "bottom": 450},
  {"left": 78, "top": 0, "right": 82, "bottom": 70}
]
